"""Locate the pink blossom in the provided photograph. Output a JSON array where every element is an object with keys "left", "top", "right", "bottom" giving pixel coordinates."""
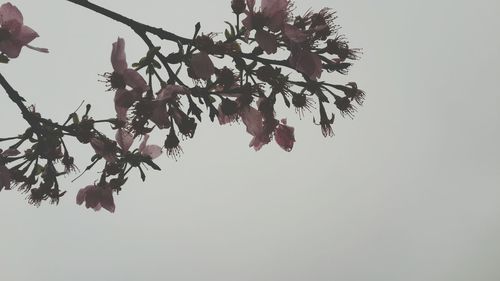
[
  {"left": 288, "top": 48, "right": 323, "bottom": 80},
  {"left": 90, "top": 137, "right": 117, "bottom": 163},
  {"left": 190, "top": 51, "right": 215, "bottom": 80},
  {"left": 261, "top": 0, "right": 289, "bottom": 31},
  {"left": 274, "top": 119, "right": 295, "bottom": 151},
  {"left": 156, "top": 84, "right": 188, "bottom": 102},
  {"left": 0, "top": 3, "right": 48, "bottom": 58},
  {"left": 76, "top": 184, "right": 115, "bottom": 213},
  {"left": 139, "top": 134, "right": 162, "bottom": 159},
  {"left": 255, "top": 30, "right": 278, "bottom": 54},
  {"left": 110, "top": 38, "right": 147, "bottom": 92},
  {"left": 240, "top": 106, "right": 271, "bottom": 150},
  {"left": 114, "top": 88, "right": 141, "bottom": 121},
  {"left": 108, "top": 38, "right": 147, "bottom": 120},
  {"left": 283, "top": 24, "right": 307, "bottom": 43}
]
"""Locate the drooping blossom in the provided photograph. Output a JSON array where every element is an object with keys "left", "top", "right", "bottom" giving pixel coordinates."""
[
  {"left": 274, "top": 119, "right": 295, "bottom": 151},
  {"left": 164, "top": 127, "right": 182, "bottom": 159},
  {"left": 334, "top": 95, "right": 356, "bottom": 118},
  {"left": 76, "top": 184, "right": 115, "bottom": 213},
  {"left": 332, "top": 82, "right": 365, "bottom": 105},
  {"left": 314, "top": 102, "right": 335, "bottom": 137},
  {"left": 190, "top": 51, "right": 215, "bottom": 80},
  {"left": 0, "top": 3, "right": 48, "bottom": 58}
]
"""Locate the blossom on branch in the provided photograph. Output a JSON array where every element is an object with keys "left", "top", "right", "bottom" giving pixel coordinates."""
[{"left": 0, "top": 2, "right": 47, "bottom": 58}]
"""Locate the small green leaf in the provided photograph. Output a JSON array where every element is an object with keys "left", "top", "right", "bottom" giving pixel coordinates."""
[
  {"left": 0, "top": 54, "right": 10, "bottom": 64},
  {"left": 33, "top": 164, "right": 44, "bottom": 176}
]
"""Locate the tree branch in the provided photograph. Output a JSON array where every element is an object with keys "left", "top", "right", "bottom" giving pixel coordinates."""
[
  {"left": 0, "top": 72, "right": 44, "bottom": 137},
  {"left": 65, "top": 0, "right": 191, "bottom": 45}
]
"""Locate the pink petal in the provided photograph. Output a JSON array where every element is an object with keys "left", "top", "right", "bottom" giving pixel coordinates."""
[
  {"left": 115, "top": 129, "right": 134, "bottom": 152},
  {"left": 0, "top": 3, "right": 23, "bottom": 26},
  {"left": 255, "top": 30, "right": 278, "bottom": 54},
  {"left": 283, "top": 24, "right": 307, "bottom": 43},
  {"left": 240, "top": 106, "right": 263, "bottom": 136},
  {"left": 16, "top": 25, "right": 38, "bottom": 45},
  {"left": 0, "top": 165, "right": 11, "bottom": 191},
  {"left": 123, "top": 69, "right": 148, "bottom": 93},
  {"left": 142, "top": 145, "right": 162, "bottom": 159},
  {"left": 100, "top": 187, "right": 115, "bottom": 213},
  {"left": 76, "top": 185, "right": 92, "bottom": 205},
  {"left": 262, "top": 0, "right": 287, "bottom": 14},
  {"left": 90, "top": 138, "right": 116, "bottom": 163},
  {"left": 274, "top": 119, "right": 295, "bottom": 152},
  {"left": 262, "top": 0, "right": 288, "bottom": 31},
  {"left": 246, "top": 0, "right": 255, "bottom": 11},
  {"left": 0, "top": 40, "right": 22, "bottom": 58},
  {"left": 150, "top": 101, "right": 171, "bottom": 129},
  {"left": 111, "top": 37, "right": 127, "bottom": 73},
  {"left": 156, "top": 85, "right": 188, "bottom": 101},
  {"left": 139, "top": 135, "right": 162, "bottom": 159},
  {"left": 191, "top": 51, "right": 215, "bottom": 80},
  {"left": 82, "top": 185, "right": 101, "bottom": 210},
  {"left": 249, "top": 135, "right": 267, "bottom": 151},
  {"left": 114, "top": 89, "right": 139, "bottom": 119},
  {"left": 289, "top": 49, "right": 323, "bottom": 80}
]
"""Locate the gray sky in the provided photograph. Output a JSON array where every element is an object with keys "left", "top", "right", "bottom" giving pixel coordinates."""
[{"left": 1, "top": 1, "right": 499, "bottom": 280}]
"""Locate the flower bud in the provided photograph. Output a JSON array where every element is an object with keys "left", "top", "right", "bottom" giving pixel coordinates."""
[{"left": 231, "top": 0, "right": 246, "bottom": 15}]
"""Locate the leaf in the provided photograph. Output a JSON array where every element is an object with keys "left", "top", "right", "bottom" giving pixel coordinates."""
[
  {"left": 33, "top": 164, "right": 44, "bottom": 176},
  {"left": 139, "top": 166, "right": 146, "bottom": 182},
  {"left": 0, "top": 54, "right": 9, "bottom": 64},
  {"left": 144, "top": 159, "right": 161, "bottom": 171},
  {"left": 282, "top": 93, "right": 291, "bottom": 108}
]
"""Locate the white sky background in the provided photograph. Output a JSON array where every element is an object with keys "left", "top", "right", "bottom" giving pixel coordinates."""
[{"left": 0, "top": 0, "right": 499, "bottom": 280}]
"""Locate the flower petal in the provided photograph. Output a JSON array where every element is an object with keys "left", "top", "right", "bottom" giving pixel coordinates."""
[
  {"left": 76, "top": 185, "right": 92, "bottom": 205},
  {"left": 289, "top": 49, "right": 323, "bottom": 80},
  {"left": 142, "top": 145, "right": 162, "bottom": 159},
  {"left": 0, "top": 40, "right": 22, "bottom": 58},
  {"left": 240, "top": 106, "right": 263, "bottom": 136},
  {"left": 191, "top": 51, "right": 215, "bottom": 80},
  {"left": 16, "top": 25, "right": 38, "bottom": 45},
  {"left": 0, "top": 3, "right": 23, "bottom": 26},
  {"left": 274, "top": 119, "right": 295, "bottom": 152},
  {"left": 283, "top": 24, "right": 307, "bottom": 43},
  {"left": 123, "top": 69, "right": 148, "bottom": 93},
  {"left": 100, "top": 187, "right": 115, "bottom": 213},
  {"left": 111, "top": 37, "right": 127, "bottom": 73},
  {"left": 255, "top": 30, "right": 278, "bottom": 54},
  {"left": 115, "top": 129, "right": 134, "bottom": 152}
]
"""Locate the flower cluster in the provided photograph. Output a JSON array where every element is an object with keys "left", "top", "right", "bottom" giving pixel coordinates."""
[{"left": 0, "top": 0, "right": 364, "bottom": 213}]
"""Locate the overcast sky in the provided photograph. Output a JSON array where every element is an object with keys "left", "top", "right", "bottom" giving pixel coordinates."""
[{"left": 1, "top": 1, "right": 499, "bottom": 280}]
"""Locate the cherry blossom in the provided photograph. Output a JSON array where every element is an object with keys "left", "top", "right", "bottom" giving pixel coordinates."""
[
  {"left": 76, "top": 184, "right": 115, "bottom": 213},
  {"left": 0, "top": 2, "right": 48, "bottom": 58}
]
